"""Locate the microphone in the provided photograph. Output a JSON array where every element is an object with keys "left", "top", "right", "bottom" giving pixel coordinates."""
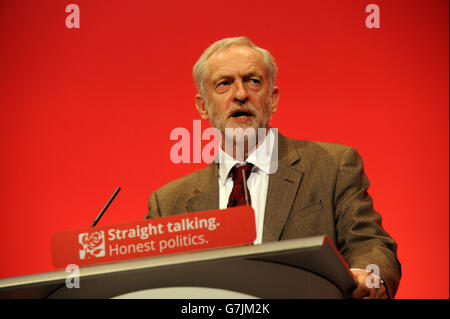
[
  {"left": 44, "top": 186, "right": 121, "bottom": 298},
  {"left": 91, "top": 187, "right": 121, "bottom": 227},
  {"left": 228, "top": 198, "right": 237, "bottom": 208}
]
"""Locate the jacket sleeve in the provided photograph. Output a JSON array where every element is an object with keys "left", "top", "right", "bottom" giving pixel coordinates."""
[
  {"left": 334, "top": 146, "right": 402, "bottom": 298},
  {"left": 144, "top": 191, "right": 162, "bottom": 220}
]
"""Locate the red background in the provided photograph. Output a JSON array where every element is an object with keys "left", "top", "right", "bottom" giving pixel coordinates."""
[{"left": 0, "top": 0, "right": 448, "bottom": 298}]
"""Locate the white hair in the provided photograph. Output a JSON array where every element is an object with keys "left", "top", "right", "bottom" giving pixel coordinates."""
[{"left": 193, "top": 37, "right": 278, "bottom": 98}]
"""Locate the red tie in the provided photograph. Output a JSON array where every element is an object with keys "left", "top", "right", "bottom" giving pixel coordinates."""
[{"left": 227, "top": 163, "right": 253, "bottom": 207}]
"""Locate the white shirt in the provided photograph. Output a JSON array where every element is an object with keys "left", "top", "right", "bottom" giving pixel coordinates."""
[{"left": 217, "top": 128, "right": 278, "bottom": 245}]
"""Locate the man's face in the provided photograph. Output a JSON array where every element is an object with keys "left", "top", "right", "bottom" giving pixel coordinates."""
[{"left": 196, "top": 45, "right": 279, "bottom": 136}]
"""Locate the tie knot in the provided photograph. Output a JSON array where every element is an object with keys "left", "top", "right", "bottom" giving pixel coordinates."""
[{"left": 231, "top": 163, "right": 253, "bottom": 185}]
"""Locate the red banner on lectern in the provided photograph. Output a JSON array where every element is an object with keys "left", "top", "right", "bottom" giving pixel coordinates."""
[{"left": 51, "top": 206, "right": 256, "bottom": 269}]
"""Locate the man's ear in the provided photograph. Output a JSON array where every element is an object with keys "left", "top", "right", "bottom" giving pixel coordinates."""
[
  {"left": 195, "top": 94, "right": 209, "bottom": 120},
  {"left": 270, "top": 86, "right": 280, "bottom": 113}
]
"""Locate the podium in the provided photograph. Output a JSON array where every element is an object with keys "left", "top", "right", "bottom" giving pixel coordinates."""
[{"left": 0, "top": 235, "right": 356, "bottom": 299}]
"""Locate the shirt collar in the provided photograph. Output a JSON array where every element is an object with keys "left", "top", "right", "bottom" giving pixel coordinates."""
[{"left": 218, "top": 128, "right": 277, "bottom": 184}]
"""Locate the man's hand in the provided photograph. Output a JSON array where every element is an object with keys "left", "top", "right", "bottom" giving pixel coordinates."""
[{"left": 350, "top": 268, "right": 388, "bottom": 299}]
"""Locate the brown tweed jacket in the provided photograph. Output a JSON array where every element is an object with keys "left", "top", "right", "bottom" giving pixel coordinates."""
[{"left": 145, "top": 133, "right": 401, "bottom": 297}]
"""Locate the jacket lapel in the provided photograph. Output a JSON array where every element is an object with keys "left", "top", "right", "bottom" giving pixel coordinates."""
[
  {"left": 262, "top": 133, "right": 304, "bottom": 242},
  {"left": 186, "top": 162, "right": 219, "bottom": 213},
  {"left": 184, "top": 133, "right": 304, "bottom": 243}
]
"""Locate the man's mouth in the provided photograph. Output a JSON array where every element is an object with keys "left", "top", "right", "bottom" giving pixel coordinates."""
[{"left": 230, "top": 109, "right": 253, "bottom": 118}]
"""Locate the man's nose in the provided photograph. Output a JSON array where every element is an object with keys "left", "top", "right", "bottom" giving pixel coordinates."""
[{"left": 233, "top": 80, "right": 249, "bottom": 104}]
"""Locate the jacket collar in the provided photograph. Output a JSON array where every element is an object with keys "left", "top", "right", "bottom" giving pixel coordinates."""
[{"left": 185, "top": 131, "right": 304, "bottom": 243}]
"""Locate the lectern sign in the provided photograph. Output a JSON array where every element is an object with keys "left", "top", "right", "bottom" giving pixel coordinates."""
[{"left": 51, "top": 206, "right": 256, "bottom": 268}]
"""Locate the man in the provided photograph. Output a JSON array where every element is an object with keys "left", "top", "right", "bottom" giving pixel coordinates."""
[{"left": 145, "top": 37, "right": 401, "bottom": 299}]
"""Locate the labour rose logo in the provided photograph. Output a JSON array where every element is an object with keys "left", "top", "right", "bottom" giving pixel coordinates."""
[{"left": 78, "top": 231, "right": 106, "bottom": 259}]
